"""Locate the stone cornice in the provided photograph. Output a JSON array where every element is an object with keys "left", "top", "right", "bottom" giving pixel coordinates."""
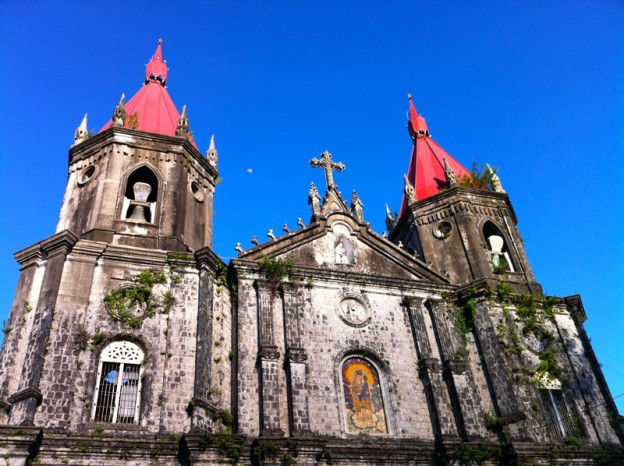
[
  {"left": 102, "top": 245, "right": 168, "bottom": 267},
  {"left": 14, "top": 230, "right": 78, "bottom": 265},
  {"left": 195, "top": 247, "right": 226, "bottom": 272},
  {"left": 7, "top": 387, "right": 42, "bottom": 405},
  {"left": 69, "top": 126, "right": 218, "bottom": 182},
  {"left": 406, "top": 186, "right": 518, "bottom": 225},
  {"left": 232, "top": 259, "right": 453, "bottom": 295}
]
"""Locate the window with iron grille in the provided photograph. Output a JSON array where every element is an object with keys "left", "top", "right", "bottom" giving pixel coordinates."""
[
  {"left": 91, "top": 341, "right": 144, "bottom": 424},
  {"left": 540, "top": 388, "right": 582, "bottom": 439}
]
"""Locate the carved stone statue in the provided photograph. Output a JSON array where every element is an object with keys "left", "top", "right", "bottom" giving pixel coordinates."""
[
  {"left": 487, "top": 164, "right": 506, "bottom": 193},
  {"left": 112, "top": 94, "right": 127, "bottom": 127},
  {"left": 444, "top": 157, "right": 458, "bottom": 188},
  {"left": 308, "top": 182, "right": 322, "bottom": 216},
  {"left": 403, "top": 174, "right": 416, "bottom": 204},
  {"left": 351, "top": 191, "right": 364, "bottom": 222}
]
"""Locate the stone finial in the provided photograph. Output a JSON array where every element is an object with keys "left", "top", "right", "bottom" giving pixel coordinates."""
[
  {"left": 112, "top": 94, "right": 127, "bottom": 127},
  {"left": 487, "top": 164, "right": 506, "bottom": 193},
  {"left": 308, "top": 182, "right": 322, "bottom": 216},
  {"left": 351, "top": 190, "right": 364, "bottom": 222},
  {"left": 235, "top": 243, "right": 243, "bottom": 254},
  {"left": 382, "top": 232, "right": 388, "bottom": 238},
  {"left": 398, "top": 241, "right": 404, "bottom": 249},
  {"left": 443, "top": 157, "right": 458, "bottom": 188},
  {"left": 282, "top": 224, "right": 290, "bottom": 234},
  {"left": 176, "top": 105, "right": 189, "bottom": 137},
  {"left": 267, "top": 229, "right": 276, "bottom": 240},
  {"left": 403, "top": 174, "right": 417, "bottom": 204},
  {"left": 206, "top": 134, "right": 218, "bottom": 166},
  {"left": 251, "top": 236, "right": 259, "bottom": 246},
  {"left": 296, "top": 218, "right": 305, "bottom": 228},
  {"left": 73, "top": 113, "right": 89, "bottom": 146},
  {"left": 385, "top": 204, "right": 397, "bottom": 232}
]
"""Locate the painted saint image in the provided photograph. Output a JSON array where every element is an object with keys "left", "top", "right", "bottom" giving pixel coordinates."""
[{"left": 342, "top": 358, "right": 387, "bottom": 433}]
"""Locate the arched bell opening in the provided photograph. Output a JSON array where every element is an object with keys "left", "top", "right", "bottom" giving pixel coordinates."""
[
  {"left": 483, "top": 221, "right": 515, "bottom": 273},
  {"left": 122, "top": 166, "right": 159, "bottom": 224}
]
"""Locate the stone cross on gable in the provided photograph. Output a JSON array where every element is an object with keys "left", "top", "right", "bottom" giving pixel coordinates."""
[{"left": 309, "top": 151, "right": 345, "bottom": 189}]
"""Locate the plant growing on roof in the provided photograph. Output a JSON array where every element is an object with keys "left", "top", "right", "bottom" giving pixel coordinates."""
[{"left": 258, "top": 256, "right": 296, "bottom": 294}]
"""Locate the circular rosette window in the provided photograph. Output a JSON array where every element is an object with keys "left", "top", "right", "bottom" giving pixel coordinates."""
[
  {"left": 190, "top": 180, "right": 205, "bottom": 202},
  {"left": 432, "top": 221, "right": 452, "bottom": 240},
  {"left": 336, "top": 295, "right": 372, "bottom": 328},
  {"left": 104, "top": 284, "right": 152, "bottom": 326},
  {"left": 77, "top": 164, "right": 98, "bottom": 186}
]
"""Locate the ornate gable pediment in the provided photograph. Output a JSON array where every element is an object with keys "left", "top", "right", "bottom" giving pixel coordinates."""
[{"left": 238, "top": 212, "right": 447, "bottom": 284}]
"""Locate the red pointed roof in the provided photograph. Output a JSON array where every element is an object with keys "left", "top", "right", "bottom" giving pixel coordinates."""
[
  {"left": 400, "top": 96, "right": 471, "bottom": 215},
  {"left": 101, "top": 40, "right": 191, "bottom": 143}
]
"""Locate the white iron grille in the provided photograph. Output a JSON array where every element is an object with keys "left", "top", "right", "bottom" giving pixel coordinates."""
[{"left": 92, "top": 361, "right": 141, "bottom": 423}]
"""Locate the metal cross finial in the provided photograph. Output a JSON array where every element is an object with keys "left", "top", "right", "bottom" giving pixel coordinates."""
[{"left": 309, "top": 151, "right": 345, "bottom": 189}]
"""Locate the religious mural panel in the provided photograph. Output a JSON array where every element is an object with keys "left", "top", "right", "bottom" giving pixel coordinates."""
[{"left": 342, "top": 357, "right": 387, "bottom": 434}]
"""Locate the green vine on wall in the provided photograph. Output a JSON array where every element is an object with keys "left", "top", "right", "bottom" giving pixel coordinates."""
[{"left": 104, "top": 268, "right": 179, "bottom": 328}]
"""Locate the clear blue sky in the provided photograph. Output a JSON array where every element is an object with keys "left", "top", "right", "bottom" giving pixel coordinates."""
[{"left": 1, "top": 1, "right": 623, "bottom": 411}]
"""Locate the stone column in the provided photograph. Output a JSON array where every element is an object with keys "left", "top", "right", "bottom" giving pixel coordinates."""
[
  {"left": 9, "top": 231, "right": 77, "bottom": 426},
  {"left": 404, "top": 298, "right": 458, "bottom": 439},
  {"left": 282, "top": 284, "right": 311, "bottom": 435},
  {"left": 256, "top": 281, "right": 284, "bottom": 436}
]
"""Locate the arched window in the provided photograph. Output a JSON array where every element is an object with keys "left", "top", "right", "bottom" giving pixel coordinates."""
[
  {"left": 121, "top": 166, "right": 159, "bottom": 224},
  {"left": 535, "top": 372, "right": 581, "bottom": 438},
  {"left": 341, "top": 357, "right": 387, "bottom": 434},
  {"left": 91, "top": 341, "right": 144, "bottom": 424},
  {"left": 483, "top": 221, "right": 515, "bottom": 272}
]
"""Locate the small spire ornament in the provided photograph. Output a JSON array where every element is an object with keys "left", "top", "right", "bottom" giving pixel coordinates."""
[
  {"left": 351, "top": 191, "right": 364, "bottom": 222},
  {"left": 443, "top": 157, "right": 458, "bottom": 188},
  {"left": 176, "top": 105, "right": 189, "bottom": 137},
  {"left": 403, "top": 174, "right": 417, "bottom": 204},
  {"left": 385, "top": 204, "right": 397, "bottom": 232},
  {"left": 73, "top": 113, "right": 89, "bottom": 146},
  {"left": 487, "top": 164, "right": 506, "bottom": 193},
  {"left": 112, "top": 94, "right": 127, "bottom": 127},
  {"left": 206, "top": 134, "right": 218, "bottom": 166}
]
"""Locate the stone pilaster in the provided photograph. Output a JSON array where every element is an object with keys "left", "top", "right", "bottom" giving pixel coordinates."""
[
  {"left": 428, "top": 300, "right": 485, "bottom": 437},
  {"left": 404, "top": 298, "right": 458, "bottom": 438},
  {"left": 9, "top": 231, "right": 77, "bottom": 426},
  {"left": 282, "top": 284, "right": 311, "bottom": 434},
  {"left": 256, "top": 281, "right": 284, "bottom": 436},
  {"left": 259, "top": 346, "right": 284, "bottom": 436},
  {"left": 472, "top": 298, "right": 526, "bottom": 439}
]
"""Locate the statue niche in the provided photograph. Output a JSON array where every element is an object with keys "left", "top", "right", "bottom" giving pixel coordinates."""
[
  {"left": 121, "top": 166, "right": 159, "bottom": 224},
  {"left": 335, "top": 236, "right": 355, "bottom": 265}
]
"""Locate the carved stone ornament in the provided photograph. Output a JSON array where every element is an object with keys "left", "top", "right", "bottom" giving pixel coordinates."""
[
  {"left": 112, "top": 93, "right": 127, "bottom": 127},
  {"left": 335, "top": 288, "right": 372, "bottom": 327}
]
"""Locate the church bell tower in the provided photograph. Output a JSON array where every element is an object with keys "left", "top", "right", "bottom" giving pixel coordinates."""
[
  {"left": 0, "top": 41, "right": 230, "bottom": 444},
  {"left": 390, "top": 96, "right": 542, "bottom": 295}
]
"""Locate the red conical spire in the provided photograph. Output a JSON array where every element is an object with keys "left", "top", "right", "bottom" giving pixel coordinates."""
[
  {"left": 100, "top": 40, "right": 196, "bottom": 148},
  {"left": 407, "top": 94, "right": 429, "bottom": 138},
  {"left": 145, "top": 39, "right": 168, "bottom": 85},
  {"left": 400, "top": 96, "right": 470, "bottom": 216}
]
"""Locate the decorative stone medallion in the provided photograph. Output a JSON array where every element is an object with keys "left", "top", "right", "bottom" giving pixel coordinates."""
[{"left": 336, "top": 289, "right": 372, "bottom": 327}]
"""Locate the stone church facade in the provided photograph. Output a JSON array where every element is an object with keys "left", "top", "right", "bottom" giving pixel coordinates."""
[{"left": 0, "top": 41, "right": 621, "bottom": 465}]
